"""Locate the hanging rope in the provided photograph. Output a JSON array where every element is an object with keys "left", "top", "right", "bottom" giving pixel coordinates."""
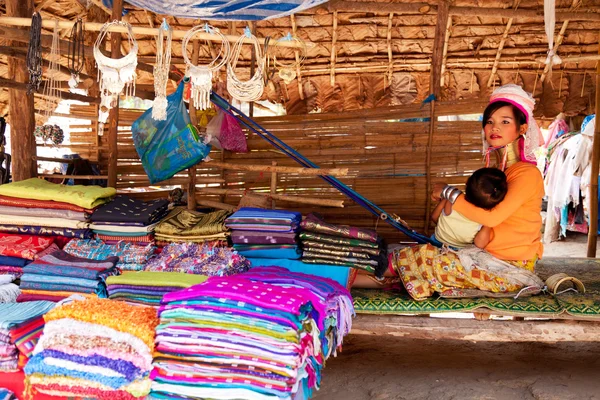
[
  {"left": 152, "top": 19, "right": 172, "bottom": 121},
  {"left": 26, "top": 12, "right": 43, "bottom": 95},
  {"left": 543, "top": 0, "right": 561, "bottom": 78},
  {"left": 269, "top": 32, "right": 306, "bottom": 85},
  {"left": 183, "top": 24, "right": 230, "bottom": 111},
  {"left": 227, "top": 27, "right": 265, "bottom": 102},
  {"left": 42, "top": 20, "right": 61, "bottom": 121},
  {"left": 67, "top": 19, "right": 85, "bottom": 90}
]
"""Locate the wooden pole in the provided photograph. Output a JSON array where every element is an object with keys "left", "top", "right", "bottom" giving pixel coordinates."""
[
  {"left": 270, "top": 161, "right": 277, "bottom": 209},
  {"left": 205, "top": 160, "right": 349, "bottom": 176},
  {"left": 587, "top": 36, "right": 600, "bottom": 258},
  {"left": 424, "top": 0, "right": 449, "bottom": 235},
  {"left": 106, "top": 0, "right": 123, "bottom": 189},
  {"left": 0, "top": 77, "right": 100, "bottom": 104},
  {"left": 249, "top": 21, "right": 256, "bottom": 118},
  {"left": 187, "top": 40, "right": 200, "bottom": 211},
  {"left": 197, "top": 187, "right": 345, "bottom": 208},
  {"left": 6, "top": 0, "right": 36, "bottom": 182}
]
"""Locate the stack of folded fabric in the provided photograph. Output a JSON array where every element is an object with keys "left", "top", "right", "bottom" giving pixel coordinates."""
[
  {"left": 0, "top": 233, "right": 58, "bottom": 280},
  {"left": 0, "top": 275, "right": 20, "bottom": 303},
  {"left": 300, "top": 213, "right": 387, "bottom": 277},
  {"left": 152, "top": 266, "right": 354, "bottom": 400},
  {"left": 0, "top": 388, "right": 16, "bottom": 400},
  {"left": 0, "top": 301, "right": 56, "bottom": 372},
  {"left": 154, "top": 207, "right": 231, "bottom": 246},
  {"left": 144, "top": 242, "right": 251, "bottom": 276},
  {"left": 226, "top": 207, "right": 303, "bottom": 260},
  {"left": 63, "top": 239, "right": 156, "bottom": 271},
  {"left": 17, "top": 250, "right": 120, "bottom": 302},
  {"left": 0, "top": 178, "right": 116, "bottom": 241},
  {"left": 90, "top": 195, "right": 170, "bottom": 246},
  {"left": 106, "top": 271, "right": 207, "bottom": 308},
  {"left": 24, "top": 298, "right": 158, "bottom": 399}
]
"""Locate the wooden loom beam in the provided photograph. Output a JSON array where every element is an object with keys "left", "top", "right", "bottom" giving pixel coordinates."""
[
  {"left": 587, "top": 33, "right": 600, "bottom": 258},
  {"left": 106, "top": 0, "right": 123, "bottom": 189}
]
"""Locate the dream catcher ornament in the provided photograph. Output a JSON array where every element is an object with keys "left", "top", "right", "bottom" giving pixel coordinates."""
[
  {"left": 227, "top": 27, "right": 266, "bottom": 102},
  {"left": 94, "top": 20, "right": 138, "bottom": 126},
  {"left": 270, "top": 32, "right": 306, "bottom": 85},
  {"left": 152, "top": 19, "right": 172, "bottom": 121},
  {"left": 183, "top": 24, "right": 230, "bottom": 111}
]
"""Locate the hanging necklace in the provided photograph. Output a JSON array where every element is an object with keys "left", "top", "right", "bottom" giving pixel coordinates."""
[
  {"left": 94, "top": 20, "right": 138, "bottom": 125},
  {"left": 152, "top": 19, "right": 172, "bottom": 121},
  {"left": 68, "top": 19, "right": 85, "bottom": 90},
  {"left": 42, "top": 20, "right": 61, "bottom": 120},
  {"left": 183, "top": 24, "right": 230, "bottom": 111},
  {"left": 270, "top": 32, "right": 306, "bottom": 85},
  {"left": 227, "top": 26, "right": 265, "bottom": 102},
  {"left": 26, "top": 12, "right": 43, "bottom": 95}
]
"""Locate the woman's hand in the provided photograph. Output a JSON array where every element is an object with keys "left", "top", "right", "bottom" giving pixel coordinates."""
[{"left": 431, "top": 182, "right": 446, "bottom": 202}]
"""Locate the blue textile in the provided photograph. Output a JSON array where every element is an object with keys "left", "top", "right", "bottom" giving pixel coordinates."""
[
  {"left": 0, "top": 255, "right": 29, "bottom": 267},
  {"left": 0, "top": 301, "right": 55, "bottom": 329},
  {"left": 247, "top": 257, "right": 350, "bottom": 288},
  {"left": 236, "top": 247, "right": 301, "bottom": 260}
]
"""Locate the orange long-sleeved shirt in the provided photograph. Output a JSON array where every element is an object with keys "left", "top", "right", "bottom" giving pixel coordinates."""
[{"left": 453, "top": 162, "right": 544, "bottom": 261}]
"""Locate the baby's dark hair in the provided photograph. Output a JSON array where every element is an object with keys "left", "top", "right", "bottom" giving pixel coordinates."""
[{"left": 464, "top": 168, "right": 508, "bottom": 210}]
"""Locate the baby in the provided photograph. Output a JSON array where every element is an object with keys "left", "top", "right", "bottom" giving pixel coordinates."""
[{"left": 431, "top": 168, "right": 508, "bottom": 249}]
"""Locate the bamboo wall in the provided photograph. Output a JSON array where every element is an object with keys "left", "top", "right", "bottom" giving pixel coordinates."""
[{"left": 47, "top": 99, "right": 490, "bottom": 242}]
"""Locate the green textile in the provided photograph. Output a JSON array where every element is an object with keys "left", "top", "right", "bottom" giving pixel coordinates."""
[
  {"left": 0, "top": 178, "right": 115, "bottom": 209},
  {"left": 155, "top": 208, "right": 230, "bottom": 237},
  {"left": 106, "top": 271, "right": 208, "bottom": 288}
]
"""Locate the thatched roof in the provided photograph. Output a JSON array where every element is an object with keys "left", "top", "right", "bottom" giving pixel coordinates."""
[{"left": 1, "top": 0, "right": 599, "bottom": 120}]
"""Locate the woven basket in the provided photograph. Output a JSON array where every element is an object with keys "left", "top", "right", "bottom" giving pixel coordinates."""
[{"left": 545, "top": 273, "right": 586, "bottom": 295}]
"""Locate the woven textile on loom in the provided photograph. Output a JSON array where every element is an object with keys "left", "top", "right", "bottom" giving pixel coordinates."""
[
  {"left": 144, "top": 242, "right": 251, "bottom": 276},
  {"left": 151, "top": 266, "right": 354, "bottom": 400},
  {"left": 24, "top": 298, "right": 158, "bottom": 400},
  {"left": 63, "top": 239, "right": 156, "bottom": 271},
  {"left": 106, "top": 271, "right": 207, "bottom": 308},
  {"left": 226, "top": 207, "right": 303, "bottom": 259},
  {"left": 17, "top": 250, "right": 120, "bottom": 302},
  {"left": 299, "top": 214, "right": 387, "bottom": 276},
  {"left": 154, "top": 208, "right": 231, "bottom": 243},
  {"left": 0, "top": 301, "right": 56, "bottom": 371}
]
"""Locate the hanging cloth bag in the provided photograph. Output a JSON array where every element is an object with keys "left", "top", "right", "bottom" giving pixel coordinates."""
[{"left": 132, "top": 81, "right": 211, "bottom": 184}]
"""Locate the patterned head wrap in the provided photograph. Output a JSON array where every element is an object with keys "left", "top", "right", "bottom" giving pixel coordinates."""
[{"left": 483, "top": 84, "right": 543, "bottom": 165}]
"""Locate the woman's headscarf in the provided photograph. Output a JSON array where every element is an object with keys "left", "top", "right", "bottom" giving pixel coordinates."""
[{"left": 483, "top": 84, "right": 543, "bottom": 165}]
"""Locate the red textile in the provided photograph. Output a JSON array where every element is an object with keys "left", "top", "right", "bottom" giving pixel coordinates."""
[
  {"left": 0, "top": 233, "right": 54, "bottom": 260},
  {"left": 0, "top": 195, "right": 95, "bottom": 214},
  {"left": 16, "top": 294, "right": 65, "bottom": 303},
  {"left": 0, "top": 371, "right": 68, "bottom": 400},
  {"left": 32, "top": 384, "right": 140, "bottom": 400}
]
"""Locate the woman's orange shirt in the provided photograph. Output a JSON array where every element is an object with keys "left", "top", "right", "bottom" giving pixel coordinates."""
[{"left": 453, "top": 162, "right": 544, "bottom": 261}]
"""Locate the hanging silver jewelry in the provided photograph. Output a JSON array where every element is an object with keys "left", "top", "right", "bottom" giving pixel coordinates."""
[
  {"left": 26, "top": 12, "right": 43, "bottom": 95},
  {"left": 67, "top": 19, "right": 85, "bottom": 90},
  {"left": 183, "top": 24, "right": 230, "bottom": 111},
  {"left": 42, "top": 20, "right": 62, "bottom": 120},
  {"left": 227, "top": 27, "right": 265, "bottom": 102},
  {"left": 152, "top": 19, "right": 172, "bottom": 121},
  {"left": 94, "top": 20, "right": 138, "bottom": 126}
]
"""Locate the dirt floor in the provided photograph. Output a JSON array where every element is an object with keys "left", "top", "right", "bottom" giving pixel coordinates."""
[{"left": 313, "top": 233, "right": 600, "bottom": 400}]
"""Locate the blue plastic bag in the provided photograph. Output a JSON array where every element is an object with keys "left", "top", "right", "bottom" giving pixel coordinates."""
[{"left": 132, "top": 82, "right": 211, "bottom": 184}]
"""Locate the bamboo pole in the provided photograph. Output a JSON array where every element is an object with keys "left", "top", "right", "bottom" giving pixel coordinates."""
[
  {"left": 330, "top": 12, "right": 338, "bottom": 86},
  {"left": 106, "top": 0, "right": 123, "bottom": 189},
  {"left": 187, "top": 39, "right": 200, "bottom": 211},
  {"left": 0, "top": 17, "right": 310, "bottom": 49},
  {"left": 195, "top": 198, "right": 237, "bottom": 212},
  {"left": 197, "top": 188, "right": 345, "bottom": 208},
  {"left": 270, "top": 161, "right": 277, "bottom": 209},
  {"left": 487, "top": 0, "right": 520, "bottom": 87},
  {"left": 206, "top": 160, "right": 349, "bottom": 176},
  {"left": 0, "top": 77, "right": 100, "bottom": 104},
  {"left": 539, "top": 18, "right": 571, "bottom": 83},
  {"left": 38, "top": 174, "right": 108, "bottom": 179},
  {"left": 587, "top": 36, "right": 600, "bottom": 258},
  {"left": 290, "top": 14, "right": 304, "bottom": 100}
]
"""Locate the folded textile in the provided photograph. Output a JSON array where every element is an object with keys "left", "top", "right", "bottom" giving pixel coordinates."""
[
  {"left": 106, "top": 271, "right": 207, "bottom": 288},
  {"left": 9, "top": 315, "right": 45, "bottom": 359},
  {"left": 302, "top": 257, "right": 377, "bottom": 273},
  {"left": 0, "top": 214, "right": 89, "bottom": 230},
  {"left": 0, "top": 266, "right": 24, "bottom": 278},
  {"left": 234, "top": 245, "right": 302, "bottom": 260},
  {"left": 91, "top": 195, "right": 170, "bottom": 225},
  {"left": 154, "top": 232, "right": 229, "bottom": 243},
  {"left": 155, "top": 208, "right": 230, "bottom": 238},
  {"left": 0, "top": 195, "right": 95, "bottom": 214},
  {"left": 97, "top": 233, "right": 154, "bottom": 243},
  {"left": 300, "top": 213, "right": 379, "bottom": 243},
  {"left": 90, "top": 223, "right": 158, "bottom": 233},
  {"left": 0, "top": 225, "right": 92, "bottom": 239},
  {"left": 226, "top": 207, "right": 302, "bottom": 226},
  {"left": 0, "top": 283, "right": 20, "bottom": 303},
  {"left": 0, "top": 301, "right": 56, "bottom": 330},
  {"left": 299, "top": 231, "right": 380, "bottom": 249},
  {"left": 0, "top": 233, "right": 54, "bottom": 260},
  {"left": 302, "top": 240, "right": 382, "bottom": 256},
  {"left": 0, "top": 179, "right": 115, "bottom": 209},
  {"left": 0, "top": 205, "right": 89, "bottom": 222},
  {"left": 0, "top": 255, "right": 29, "bottom": 267},
  {"left": 63, "top": 239, "right": 156, "bottom": 267},
  {"left": 225, "top": 223, "right": 297, "bottom": 233},
  {"left": 231, "top": 231, "right": 298, "bottom": 245},
  {"left": 0, "top": 388, "right": 16, "bottom": 400}
]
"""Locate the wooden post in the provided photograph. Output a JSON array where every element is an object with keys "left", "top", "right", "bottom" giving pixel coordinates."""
[
  {"left": 6, "top": 0, "right": 36, "bottom": 181},
  {"left": 587, "top": 36, "right": 600, "bottom": 258},
  {"left": 424, "top": 0, "right": 449, "bottom": 235},
  {"left": 107, "top": 0, "right": 123, "bottom": 188},
  {"left": 187, "top": 40, "right": 200, "bottom": 211},
  {"left": 270, "top": 161, "right": 277, "bottom": 209},
  {"left": 249, "top": 21, "right": 256, "bottom": 118}
]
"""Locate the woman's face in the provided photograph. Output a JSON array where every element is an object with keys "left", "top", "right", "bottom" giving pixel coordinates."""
[{"left": 483, "top": 105, "right": 527, "bottom": 148}]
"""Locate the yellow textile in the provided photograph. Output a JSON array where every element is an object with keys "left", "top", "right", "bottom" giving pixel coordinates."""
[
  {"left": 391, "top": 244, "right": 537, "bottom": 301},
  {"left": 44, "top": 298, "right": 158, "bottom": 349},
  {"left": 0, "top": 178, "right": 115, "bottom": 209},
  {"left": 154, "top": 207, "right": 230, "bottom": 237},
  {"left": 434, "top": 209, "right": 481, "bottom": 248},
  {"left": 21, "top": 289, "right": 95, "bottom": 298}
]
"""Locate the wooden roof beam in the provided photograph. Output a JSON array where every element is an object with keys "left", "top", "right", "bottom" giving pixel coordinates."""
[
  {"left": 330, "top": 11, "right": 338, "bottom": 86},
  {"left": 329, "top": 1, "right": 432, "bottom": 14},
  {"left": 0, "top": 77, "right": 101, "bottom": 104},
  {"left": 290, "top": 14, "right": 304, "bottom": 100},
  {"left": 386, "top": 12, "right": 394, "bottom": 81},
  {"left": 487, "top": 0, "right": 521, "bottom": 87}
]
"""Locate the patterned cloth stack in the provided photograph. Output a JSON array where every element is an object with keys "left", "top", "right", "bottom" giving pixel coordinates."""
[
  {"left": 153, "top": 208, "right": 231, "bottom": 246},
  {"left": 106, "top": 271, "right": 207, "bottom": 308},
  {"left": 226, "top": 207, "right": 303, "bottom": 260},
  {"left": 151, "top": 266, "right": 354, "bottom": 400},
  {"left": 24, "top": 298, "right": 159, "bottom": 399},
  {"left": 0, "top": 301, "right": 56, "bottom": 371},
  {"left": 17, "top": 250, "right": 121, "bottom": 302},
  {"left": 0, "top": 388, "right": 16, "bottom": 400},
  {"left": 63, "top": 239, "right": 156, "bottom": 272},
  {"left": 144, "top": 242, "right": 251, "bottom": 276},
  {"left": 90, "top": 195, "right": 170, "bottom": 246},
  {"left": 299, "top": 213, "right": 387, "bottom": 277}
]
